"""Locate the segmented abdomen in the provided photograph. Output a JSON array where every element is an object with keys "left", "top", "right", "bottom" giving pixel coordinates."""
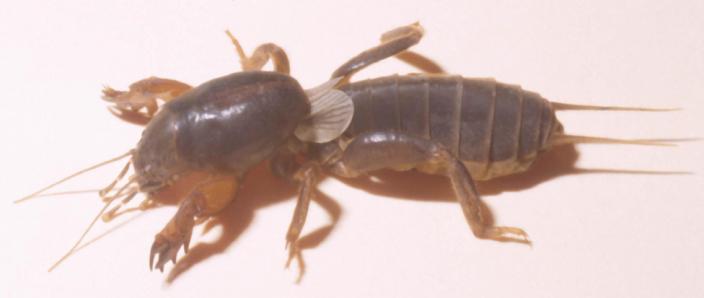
[{"left": 339, "top": 74, "right": 558, "bottom": 180}]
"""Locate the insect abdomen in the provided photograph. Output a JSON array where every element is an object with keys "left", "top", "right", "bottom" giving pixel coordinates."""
[{"left": 341, "top": 74, "right": 558, "bottom": 180}]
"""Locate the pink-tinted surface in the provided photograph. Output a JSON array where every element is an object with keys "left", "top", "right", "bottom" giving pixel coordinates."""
[{"left": 1, "top": 1, "right": 703, "bottom": 297}]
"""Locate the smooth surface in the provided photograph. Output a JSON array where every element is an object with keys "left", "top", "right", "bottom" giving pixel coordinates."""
[{"left": 1, "top": 1, "right": 703, "bottom": 297}]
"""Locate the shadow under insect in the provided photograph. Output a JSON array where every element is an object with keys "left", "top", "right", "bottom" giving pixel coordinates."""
[{"left": 161, "top": 143, "right": 672, "bottom": 284}]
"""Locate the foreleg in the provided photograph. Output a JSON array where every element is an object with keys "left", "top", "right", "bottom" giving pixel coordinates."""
[
  {"left": 149, "top": 175, "right": 239, "bottom": 272},
  {"left": 102, "top": 77, "right": 192, "bottom": 125}
]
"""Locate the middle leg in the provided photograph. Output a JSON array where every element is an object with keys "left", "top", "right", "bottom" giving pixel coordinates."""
[
  {"left": 272, "top": 151, "right": 343, "bottom": 282},
  {"left": 281, "top": 162, "right": 321, "bottom": 282},
  {"left": 225, "top": 30, "right": 291, "bottom": 74}
]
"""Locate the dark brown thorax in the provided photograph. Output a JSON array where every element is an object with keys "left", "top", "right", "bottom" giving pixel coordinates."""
[{"left": 133, "top": 71, "right": 310, "bottom": 192}]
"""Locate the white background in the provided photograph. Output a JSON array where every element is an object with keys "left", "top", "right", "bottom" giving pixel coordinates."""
[{"left": 1, "top": 1, "right": 703, "bottom": 297}]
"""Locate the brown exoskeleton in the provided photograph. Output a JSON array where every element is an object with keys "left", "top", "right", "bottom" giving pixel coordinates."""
[{"left": 18, "top": 23, "right": 677, "bottom": 279}]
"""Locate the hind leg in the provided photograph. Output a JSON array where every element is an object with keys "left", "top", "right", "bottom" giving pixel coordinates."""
[
  {"left": 149, "top": 175, "right": 239, "bottom": 272},
  {"left": 331, "top": 22, "right": 445, "bottom": 81},
  {"left": 328, "top": 131, "right": 530, "bottom": 244}
]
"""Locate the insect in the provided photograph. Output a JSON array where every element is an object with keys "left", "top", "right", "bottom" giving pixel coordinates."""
[{"left": 17, "top": 23, "right": 676, "bottom": 278}]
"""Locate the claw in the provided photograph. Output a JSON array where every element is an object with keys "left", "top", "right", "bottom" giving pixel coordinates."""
[
  {"left": 183, "top": 230, "right": 192, "bottom": 254},
  {"left": 145, "top": 176, "right": 232, "bottom": 273},
  {"left": 148, "top": 201, "right": 198, "bottom": 273},
  {"left": 108, "top": 106, "right": 152, "bottom": 126},
  {"left": 284, "top": 243, "right": 306, "bottom": 283},
  {"left": 149, "top": 233, "right": 186, "bottom": 273},
  {"left": 102, "top": 77, "right": 192, "bottom": 125},
  {"left": 284, "top": 240, "right": 307, "bottom": 283},
  {"left": 284, "top": 238, "right": 296, "bottom": 268},
  {"left": 285, "top": 245, "right": 294, "bottom": 269},
  {"left": 149, "top": 236, "right": 167, "bottom": 272},
  {"left": 482, "top": 226, "right": 532, "bottom": 245},
  {"left": 101, "top": 83, "right": 157, "bottom": 126}
]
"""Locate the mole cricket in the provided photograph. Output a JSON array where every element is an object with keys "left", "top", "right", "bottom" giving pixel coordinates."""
[{"left": 16, "top": 23, "right": 681, "bottom": 279}]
